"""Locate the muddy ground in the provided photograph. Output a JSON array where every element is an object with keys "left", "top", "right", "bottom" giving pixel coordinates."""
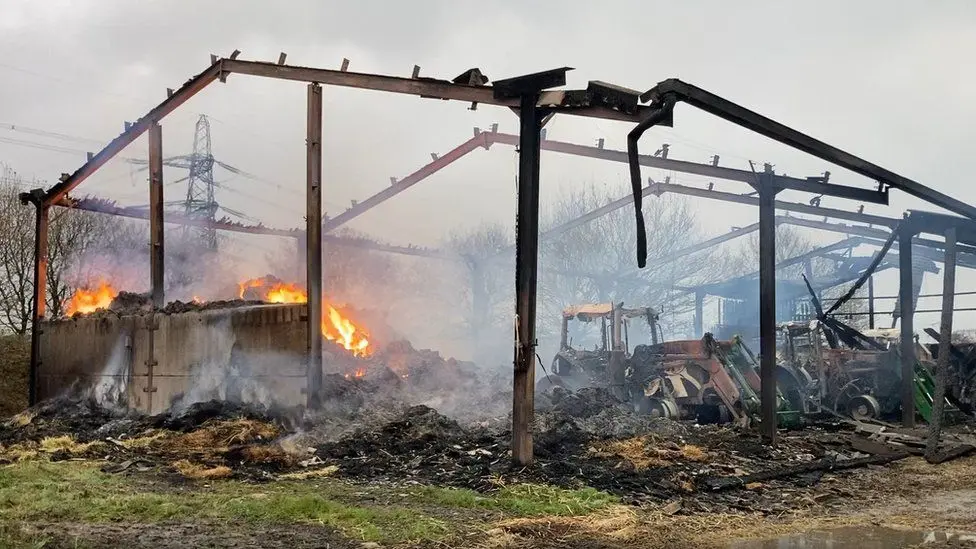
[{"left": 1, "top": 354, "right": 976, "bottom": 548}]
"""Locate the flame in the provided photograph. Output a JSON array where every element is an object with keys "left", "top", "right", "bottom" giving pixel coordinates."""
[
  {"left": 238, "top": 276, "right": 371, "bottom": 357},
  {"left": 344, "top": 367, "right": 367, "bottom": 379},
  {"left": 65, "top": 282, "right": 117, "bottom": 315},
  {"left": 266, "top": 282, "right": 308, "bottom": 304},
  {"left": 191, "top": 295, "right": 204, "bottom": 304},
  {"left": 322, "top": 306, "right": 371, "bottom": 357},
  {"left": 238, "top": 277, "right": 308, "bottom": 304}
]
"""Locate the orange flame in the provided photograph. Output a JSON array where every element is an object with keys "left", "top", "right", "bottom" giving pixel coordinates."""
[
  {"left": 322, "top": 306, "right": 371, "bottom": 357},
  {"left": 238, "top": 276, "right": 371, "bottom": 357},
  {"left": 65, "top": 282, "right": 117, "bottom": 315},
  {"left": 266, "top": 282, "right": 308, "bottom": 304},
  {"left": 191, "top": 296, "right": 204, "bottom": 304}
]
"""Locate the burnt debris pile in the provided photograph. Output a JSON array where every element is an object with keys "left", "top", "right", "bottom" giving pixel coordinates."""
[{"left": 4, "top": 371, "right": 975, "bottom": 514}]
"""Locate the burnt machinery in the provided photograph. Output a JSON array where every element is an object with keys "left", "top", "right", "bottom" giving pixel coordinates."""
[
  {"left": 777, "top": 322, "right": 967, "bottom": 423},
  {"left": 539, "top": 302, "right": 661, "bottom": 394},
  {"left": 628, "top": 334, "right": 801, "bottom": 428}
]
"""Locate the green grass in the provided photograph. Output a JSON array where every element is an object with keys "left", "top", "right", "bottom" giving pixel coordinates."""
[
  {"left": 408, "top": 483, "right": 618, "bottom": 516},
  {"left": 0, "top": 461, "right": 616, "bottom": 544}
]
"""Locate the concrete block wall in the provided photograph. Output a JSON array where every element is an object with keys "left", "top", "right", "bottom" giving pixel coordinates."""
[{"left": 39, "top": 304, "right": 309, "bottom": 414}]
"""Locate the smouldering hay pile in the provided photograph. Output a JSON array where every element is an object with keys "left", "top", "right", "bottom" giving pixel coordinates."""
[
  {"left": 588, "top": 436, "right": 709, "bottom": 471},
  {"left": 1, "top": 386, "right": 961, "bottom": 518},
  {"left": 0, "top": 399, "right": 298, "bottom": 480}
]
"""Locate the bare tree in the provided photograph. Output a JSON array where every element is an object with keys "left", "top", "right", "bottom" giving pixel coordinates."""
[
  {"left": 0, "top": 166, "right": 34, "bottom": 334},
  {"left": 727, "top": 223, "right": 870, "bottom": 328},
  {"left": 537, "top": 187, "right": 720, "bottom": 346}
]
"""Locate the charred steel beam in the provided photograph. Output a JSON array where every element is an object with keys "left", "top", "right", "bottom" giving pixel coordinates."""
[
  {"left": 641, "top": 78, "right": 975, "bottom": 220},
  {"left": 694, "top": 290, "right": 704, "bottom": 338},
  {"left": 148, "top": 122, "right": 165, "bottom": 308},
  {"left": 306, "top": 83, "right": 324, "bottom": 410},
  {"left": 756, "top": 174, "right": 779, "bottom": 444},
  {"left": 19, "top": 190, "right": 48, "bottom": 406},
  {"left": 220, "top": 59, "right": 652, "bottom": 123},
  {"left": 487, "top": 131, "right": 883, "bottom": 204},
  {"left": 777, "top": 216, "right": 976, "bottom": 269},
  {"left": 904, "top": 210, "right": 976, "bottom": 248},
  {"left": 54, "top": 197, "right": 454, "bottom": 259},
  {"left": 41, "top": 61, "right": 222, "bottom": 207},
  {"left": 511, "top": 71, "right": 557, "bottom": 466},
  {"left": 868, "top": 275, "right": 875, "bottom": 330},
  {"left": 323, "top": 132, "right": 491, "bottom": 232},
  {"left": 899, "top": 226, "right": 916, "bottom": 427},
  {"left": 927, "top": 227, "right": 956, "bottom": 458},
  {"left": 646, "top": 181, "right": 898, "bottom": 227}
]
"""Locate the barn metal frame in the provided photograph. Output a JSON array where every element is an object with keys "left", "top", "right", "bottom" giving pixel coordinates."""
[{"left": 22, "top": 54, "right": 975, "bottom": 461}]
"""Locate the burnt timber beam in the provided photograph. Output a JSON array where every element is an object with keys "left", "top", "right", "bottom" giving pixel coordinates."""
[
  {"left": 641, "top": 78, "right": 976, "bottom": 220},
  {"left": 323, "top": 131, "right": 491, "bottom": 232},
  {"left": 148, "top": 122, "right": 165, "bottom": 308},
  {"left": 42, "top": 62, "right": 222, "bottom": 207},
  {"left": 220, "top": 59, "right": 652, "bottom": 123},
  {"left": 306, "top": 83, "right": 324, "bottom": 410}
]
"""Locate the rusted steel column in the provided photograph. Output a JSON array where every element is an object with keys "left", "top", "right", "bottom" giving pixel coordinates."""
[
  {"left": 28, "top": 199, "right": 49, "bottom": 405},
  {"left": 898, "top": 226, "right": 916, "bottom": 427},
  {"left": 758, "top": 174, "right": 779, "bottom": 444},
  {"left": 513, "top": 93, "right": 543, "bottom": 466},
  {"left": 306, "top": 83, "right": 324, "bottom": 410},
  {"left": 694, "top": 290, "right": 704, "bottom": 337},
  {"left": 867, "top": 275, "right": 875, "bottom": 329},
  {"left": 295, "top": 233, "right": 307, "bottom": 284},
  {"left": 148, "top": 122, "right": 165, "bottom": 308},
  {"left": 926, "top": 227, "right": 956, "bottom": 458},
  {"left": 559, "top": 316, "right": 569, "bottom": 350}
]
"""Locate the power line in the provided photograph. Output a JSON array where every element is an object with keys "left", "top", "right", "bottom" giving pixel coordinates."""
[{"left": 0, "top": 122, "right": 105, "bottom": 146}]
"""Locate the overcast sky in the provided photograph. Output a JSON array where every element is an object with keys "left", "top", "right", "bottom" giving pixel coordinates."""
[{"left": 2, "top": 0, "right": 976, "bottom": 332}]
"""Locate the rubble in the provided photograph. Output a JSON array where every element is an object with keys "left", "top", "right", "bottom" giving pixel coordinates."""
[{"left": 2, "top": 358, "right": 975, "bottom": 516}]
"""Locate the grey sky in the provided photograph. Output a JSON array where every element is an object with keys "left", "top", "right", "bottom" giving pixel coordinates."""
[{"left": 2, "top": 0, "right": 976, "bottom": 331}]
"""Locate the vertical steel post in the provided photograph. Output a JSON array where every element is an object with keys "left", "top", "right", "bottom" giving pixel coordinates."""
[
  {"left": 28, "top": 202, "right": 49, "bottom": 405},
  {"left": 758, "top": 175, "right": 779, "bottom": 444},
  {"left": 694, "top": 290, "right": 704, "bottom": 337},
  {"left": 927, "top": 227, "right": 956, "bottom": 457},
  {"left": 898, "top": 226, "right": 916, "bottom": 427},
  {"left": 867, "top": 275, "right": 875, "bottom": 329},
  {"left": 295, "top": 233, "right": 307, "bottom": 284},
  {"left": 513, "top": 94, "right": 543, "bottom": 466},
  {"left": 306, "top": 83, "right": 324, "bottom": 410},
  {"left": 148, "top": 122, "right": 165, "bottom": 308},
  {"left": 559, "top": 316, "right": 569, "bottom": 350}
]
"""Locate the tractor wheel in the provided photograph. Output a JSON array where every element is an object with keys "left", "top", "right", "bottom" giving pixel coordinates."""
[
  {"left": 848, "top": 394, "right": 882, "bottom": 421},
  {"left": 639, "top": 396, "right": 679, "bottom": 419},
  {"left": 536, "top": 375, "right": 568, "bottom": 394}
]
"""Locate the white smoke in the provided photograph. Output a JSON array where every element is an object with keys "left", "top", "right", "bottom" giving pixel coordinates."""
[{"left": 90, "top": 333, "right": 130, "bottom": 409}]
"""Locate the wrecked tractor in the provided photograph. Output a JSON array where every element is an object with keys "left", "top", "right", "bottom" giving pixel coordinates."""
[
  {"left": 627, "top": 334, "right": 800, "bottom": 427},
  {"left": 537, "top": 302, "right": 661, "bottom": 393}
]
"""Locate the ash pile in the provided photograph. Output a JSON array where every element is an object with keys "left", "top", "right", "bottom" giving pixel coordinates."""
[{"left": 4, "top": 341, "right": 974, "bottom": 516}]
